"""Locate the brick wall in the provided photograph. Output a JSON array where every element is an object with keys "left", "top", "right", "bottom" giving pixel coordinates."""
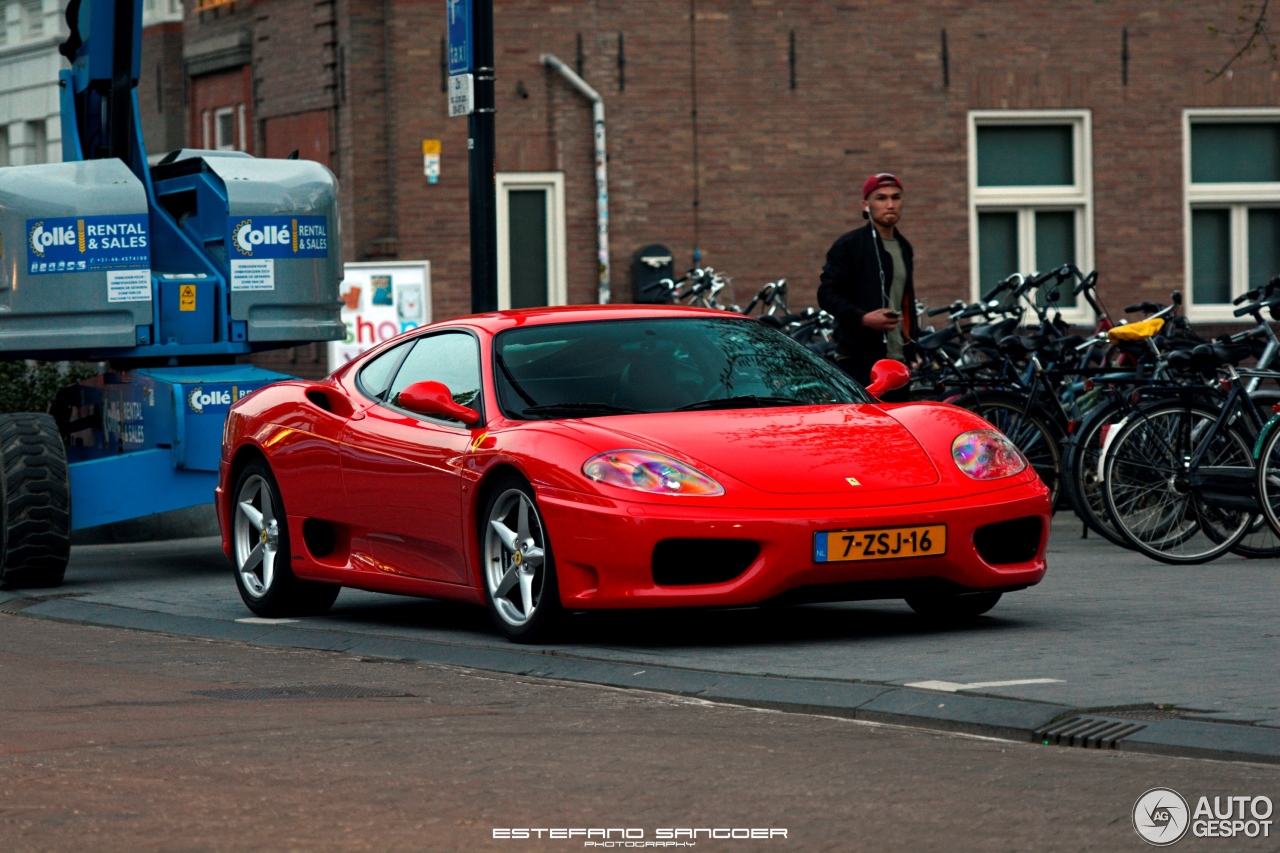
[
  {"left": 139, "top": 22, "right": 186, "bottom": 154},
  {"left": 181, "top": 0, "right": 1280, "bottom": 361},
  {"left": 189, "top": 65, "right": 254, "bottom": 151}
]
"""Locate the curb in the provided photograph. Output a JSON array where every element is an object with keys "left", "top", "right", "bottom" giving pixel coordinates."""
[{"left": 7, "top": 594, "right": 1279, "bottom": 766}]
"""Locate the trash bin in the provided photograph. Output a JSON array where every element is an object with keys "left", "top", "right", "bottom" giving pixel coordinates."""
[{"left": 631, "top": 244, "right": 674, "bottom": 304}]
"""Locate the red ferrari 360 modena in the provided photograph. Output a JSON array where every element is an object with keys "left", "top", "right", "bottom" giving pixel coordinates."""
[{"left": 217, "top": 305, "right": 1050, "bottom": 642}]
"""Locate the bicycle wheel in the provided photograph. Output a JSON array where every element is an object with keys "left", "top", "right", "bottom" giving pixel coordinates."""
[
  {"left": 1255, "top": 417, "right": 1280, "bottom": 538},
  {"left": 1228, "top": 391, "right": 1280, "bottom": 557},
  {"left": 953, "top": 392, "right": 1065, "bottom": 509},
  {"left": 1103, "top": 402, "right": 1252, "bottom": 564},
  {"left": 1061, "top": 399, "right": 1132, "bottom": 548}
]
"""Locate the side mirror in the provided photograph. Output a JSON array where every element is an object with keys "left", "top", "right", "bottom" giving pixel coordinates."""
[
  {"left": 396, "top": 381, "right": 481, "bottom": 425},
  {"left": 865, "top": 359, "right": 911, "bottom": 399}
]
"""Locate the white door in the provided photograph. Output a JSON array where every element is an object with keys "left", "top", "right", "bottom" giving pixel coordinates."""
[{"left": 496, "top": 172, "right": 567, "bottom": 309}]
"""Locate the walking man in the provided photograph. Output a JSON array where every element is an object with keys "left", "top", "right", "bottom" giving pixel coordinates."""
[{"left": 817, "top": 173, "right": 917, "bottom": 397}]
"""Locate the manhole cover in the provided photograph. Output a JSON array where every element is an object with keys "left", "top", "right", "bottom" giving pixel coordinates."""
[{"left": 195, "top": 685, "right": 413, "bottom": 701}]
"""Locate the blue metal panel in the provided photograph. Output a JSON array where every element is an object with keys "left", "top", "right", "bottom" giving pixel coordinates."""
[{"left": 69, "top": 449, "right": 217, "bottom": 530}]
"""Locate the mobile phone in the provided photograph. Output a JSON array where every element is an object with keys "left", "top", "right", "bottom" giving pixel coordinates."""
[{"left": 883, "top": 310, "right": 900, "bottom": 319}]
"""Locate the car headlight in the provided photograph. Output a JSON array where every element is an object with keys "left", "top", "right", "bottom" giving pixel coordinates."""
[
  {"left": 951, "top": 430, "right": 1027, "bottom": 480},
  {"left": 582, "top": 450, "right": 725, "bottom": 496}
]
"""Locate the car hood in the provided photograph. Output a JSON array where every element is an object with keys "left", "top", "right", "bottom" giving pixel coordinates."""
[{"left": 585, "top": 405, "right": 940, "bottom": 494}]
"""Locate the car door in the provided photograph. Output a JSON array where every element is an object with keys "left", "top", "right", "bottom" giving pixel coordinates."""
[{"left": 340, "top": 331, "right": 483, "bottom": 584}]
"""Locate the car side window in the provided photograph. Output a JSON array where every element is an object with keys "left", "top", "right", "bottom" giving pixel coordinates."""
[
  {"left": 356, "top": 341, "right": 412, "bottom": 401},
  {"left": 387, "top": 332, "right": 483, "bottom": 415}
]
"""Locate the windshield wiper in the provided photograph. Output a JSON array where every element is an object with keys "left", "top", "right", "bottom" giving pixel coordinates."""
[
  {"left": 521, "top": 402, "right": 643, "bottom": 418},
  {"left": 676, "top": 395, "right": 808, "bottom": 411}
]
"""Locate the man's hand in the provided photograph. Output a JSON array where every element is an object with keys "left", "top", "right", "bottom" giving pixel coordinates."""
[{"left": 861, "top": 308, "right": 900, "bottom": 332}]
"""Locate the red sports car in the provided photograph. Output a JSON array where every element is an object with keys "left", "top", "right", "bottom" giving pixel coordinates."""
[{"left": 217, "top": 305, "right": 1050, "bottom": 642}]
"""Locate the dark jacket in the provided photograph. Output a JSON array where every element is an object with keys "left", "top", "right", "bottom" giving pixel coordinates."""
[{"left": 817, "top": 224, "right": 918, "bottom": 369}]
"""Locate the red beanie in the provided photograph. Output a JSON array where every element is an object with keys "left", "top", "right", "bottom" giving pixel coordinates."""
[{"left": 862, "top": 172, "right": 903, "bottom": 199}]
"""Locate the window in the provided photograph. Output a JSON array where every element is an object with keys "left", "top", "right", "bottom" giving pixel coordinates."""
[
  {"left": 496, "top": 173, "right": 568, "bottom": 310},
  {"left": 386, "top": 333, "right": 482, "bottom": 419},
  {"left": 0, "top": 127, "right": 9, "bottom": 168},
  {"left": 1184, "top": 110, "right": 1280, "bottom": 318},
  {"left": 214, "top": 106, "right": 236, "bottom": 150},
  {"left": 968, "top": 111, "right": 1093, "bottom": 320},
  {"left": 27, "top": 120, "right": 46, "bottom": 165},
  {"left": 22, "top": 0, "right": 43, "bottom": 38},
  {"left": 356, "top": 341, "right": 413, "bottom": 401}
]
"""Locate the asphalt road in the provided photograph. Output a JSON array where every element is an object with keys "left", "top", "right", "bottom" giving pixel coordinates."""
[
  {"left": 2, "top": 615, "right": 1278, "bottom": 852},
  {"left": 45, "top": 514, "right": 1280, "bottom": 727}
]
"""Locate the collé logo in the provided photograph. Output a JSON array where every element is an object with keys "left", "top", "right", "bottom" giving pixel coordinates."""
[
  {"left": 28, "top": 221, "right": 77, "bottom": 257},
  {"left": 228, "top": 216, "right": 328, "bottom": 259},
  {"left": 1134, "top": 788, "right": 1190, "bottom": 846},
  {"left": 26, "top": 214, "right": 149, "bottom": 275},
  {"left": 187, "top": 386, "right": 246, "bottom": 413}
]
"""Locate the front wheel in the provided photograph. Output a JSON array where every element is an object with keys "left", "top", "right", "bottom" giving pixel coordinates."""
[
  {"left": 482, "top": 475, "right": 563, "bottom": 643},
  {"left": 232, "top": 459, "right": 339, "bottom": 617}
]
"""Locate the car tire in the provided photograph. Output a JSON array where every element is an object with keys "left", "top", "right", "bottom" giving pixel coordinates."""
[
  {"left": 231, "top": 458, "right": 339, "bottom": 617},
  {"left": 0, "top": 413, "right": 70, "bottom": 590},
  {"left": 481, "top": 474, "right": 563, "bottom": 643},
  {"left": 905, "top": 591, "right": 1002, "bottom": 621}
]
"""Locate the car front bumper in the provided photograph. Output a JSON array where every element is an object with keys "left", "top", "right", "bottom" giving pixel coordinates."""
[{"left": 536, "top": 481, "right": 1051, "bottom": 609}]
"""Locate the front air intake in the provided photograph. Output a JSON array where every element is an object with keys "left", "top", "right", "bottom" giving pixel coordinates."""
[
  {"left": 973, "top": 516, "right": 1043, "bottom": 565},
  {"left": 651, "top": 539, "right": 760, "bottom": 586}
]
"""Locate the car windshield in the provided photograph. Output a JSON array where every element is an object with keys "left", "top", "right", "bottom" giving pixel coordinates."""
[{"left": 493, "top": 317, "right": 872, "bottom": 419}]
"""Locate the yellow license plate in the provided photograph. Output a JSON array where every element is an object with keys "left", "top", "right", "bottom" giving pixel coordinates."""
[{"left": 814, "top": 525, "right": 947, "bottom": 563}]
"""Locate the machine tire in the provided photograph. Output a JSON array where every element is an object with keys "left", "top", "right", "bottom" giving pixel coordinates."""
[
  {"left": 905, "top": 591, "right": 1002, "bottom": 621},
  {"left": 0, "top": 413, "right": 70, "bottom": 589}
]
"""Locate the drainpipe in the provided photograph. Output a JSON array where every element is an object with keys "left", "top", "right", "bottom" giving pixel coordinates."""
[{"left": 541, "top": 53, "right": 610, "bottom": 304}]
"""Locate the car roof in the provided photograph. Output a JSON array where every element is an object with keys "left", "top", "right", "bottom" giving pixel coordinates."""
[{"left": 443, "top": 304, "right": 753, "bottom": 334}]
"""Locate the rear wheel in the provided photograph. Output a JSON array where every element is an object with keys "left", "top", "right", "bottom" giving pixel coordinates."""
[
  {"left": 0, "top": 413, "right": 70, "bottom": 589},
  {"left": 232, "top": 459, "right": 339, "bottom": 616},
  {"left": 905, "top": 591, "right": 1002, "bottom": 621}
]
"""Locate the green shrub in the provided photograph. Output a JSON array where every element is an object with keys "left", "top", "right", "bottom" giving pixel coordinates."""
[{"left": 0, "top": 361, "right": 101, "bottom": 414}]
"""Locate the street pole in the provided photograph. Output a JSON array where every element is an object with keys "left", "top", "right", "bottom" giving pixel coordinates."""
[{"left": 468, "top": 0, "right": 497, "bottom": 314}]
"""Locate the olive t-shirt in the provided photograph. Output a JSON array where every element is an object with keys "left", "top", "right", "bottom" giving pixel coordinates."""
[{"left": 882, "top": 238, "right": 907, "bottom": 361}]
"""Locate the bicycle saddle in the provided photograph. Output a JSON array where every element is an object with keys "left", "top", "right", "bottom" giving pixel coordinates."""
[
  {"left": 997, "top": 334, "right": 1049, "bottom": 358},
  {"left": 1166, "top": 342, "right": 1249, "bottom": 373},
  {"left": 916, "top": 326, "right": 959, "bottom": 352},
  {"left": 970, "top": 317, "right": 1018, "bottom": 345}
]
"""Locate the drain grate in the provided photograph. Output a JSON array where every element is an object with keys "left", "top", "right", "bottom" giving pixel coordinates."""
[
  {"left": 1037, "top": 715, "right": 1148, "bottom": 749},
  {"left": 195, "top": 685, "right": 413, "bottom": 701},
  {"left": 0, "top": 598, "right": 38, "bottom": 614}
]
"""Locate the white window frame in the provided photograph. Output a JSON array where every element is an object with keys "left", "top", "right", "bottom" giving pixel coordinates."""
[
  {"left": 201, "top": 109, "right": 211, "bottom": 149},
  {"left": 496, "top": 172, "right": 568, "bottom": 310},
  {"left": 213, "top": 106, "right": 236, "bottom": 151},
  {"left": 1183, "top": 107, "right": 1280, "bottom": 321},
  {"left": 967, "top": 110, "right": 1095, "bottom": 325}
]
